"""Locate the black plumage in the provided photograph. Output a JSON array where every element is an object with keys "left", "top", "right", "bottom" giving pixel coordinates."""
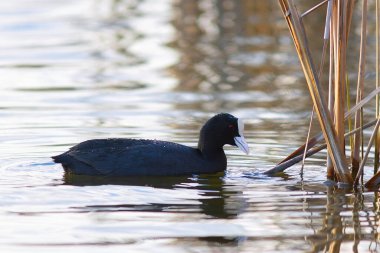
[{"left": 52, "top": 113, "right": 249, "bottom": 176}]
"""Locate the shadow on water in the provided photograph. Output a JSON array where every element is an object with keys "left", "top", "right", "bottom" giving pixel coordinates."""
[
  {"left": 63, "top": 172, "right": 196, "bottom": 188},
  {"left": 62, "top": 172, "right": 249, "bottom": 245},
  {"left": 64, "top": 172, "right": 248, "bottom": 219}
]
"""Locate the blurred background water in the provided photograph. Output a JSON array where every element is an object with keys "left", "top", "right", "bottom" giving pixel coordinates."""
[{"left": 1, "top": 0, "right": 380, "bottom": 252}]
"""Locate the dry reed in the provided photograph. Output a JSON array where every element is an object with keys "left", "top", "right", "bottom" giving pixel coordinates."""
[{"left": 273, "top": 0, "right": 380, "bottom": 188}]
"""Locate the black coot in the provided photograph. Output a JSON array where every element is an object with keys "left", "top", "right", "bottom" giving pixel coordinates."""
[{"left": 52, "top": 113, "right": 249, "bottom": 176}]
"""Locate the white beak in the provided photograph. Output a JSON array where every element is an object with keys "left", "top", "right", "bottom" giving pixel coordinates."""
[
  {"left": 234, "top": 119, "right": 250, "bottom": 155},
  {"left": 234, "top": 136, "right": 250, "bottom": 155}
]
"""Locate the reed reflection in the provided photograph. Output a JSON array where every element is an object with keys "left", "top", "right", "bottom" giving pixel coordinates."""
[{"left": 298, "top": 186, "right": 380, "bottom": 253}]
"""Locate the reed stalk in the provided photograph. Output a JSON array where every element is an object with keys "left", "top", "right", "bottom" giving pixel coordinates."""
[
  {"left": 265, "top": 119, "right": 378, "bottom": 175},
  {"left": 276, "top": 87, "right": 380, "bottom": 167},
  {"left": 355, "top": 118, "right": 380, "bottom": 185},
  {"left": 346, "top": 77, "right": 353, "bottom": 154},
  {"left": 300, "top": 8, "right": 331, "bottom": 172},
  {"left": 276, "top": 0, "right": 380, "bottom": 188},
  {"left": 300, "top": 0, "right": 329, "bottom": 18},
  {"left": 375, "top": 0, "right": 380, "bottom": 173},
  {"left": 278, "top": 0, "right": 352, "bottom": 183},
  {"left": 366, "top": 169, "right": 380, "bottom": 188},
  {"left": 352, "top": 0, "right": 368, "bottom": 179},
  {"left": 332, "top": 0, "right": 347, "bottom": 164},
  {"left": 300, "top": 109, "right": 314, "bottom": 173},
  {"left": 326, "top": 0, "right": 335, "bottom": 179}
]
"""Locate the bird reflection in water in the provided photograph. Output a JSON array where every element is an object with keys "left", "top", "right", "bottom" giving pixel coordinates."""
[{"left": 64, "top": 172, "right": 248, "bottom": 245}]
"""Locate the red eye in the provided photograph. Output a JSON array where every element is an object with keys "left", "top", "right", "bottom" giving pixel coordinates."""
[{"left": 228, "top": 124, "right": 234, "bottom": 129}]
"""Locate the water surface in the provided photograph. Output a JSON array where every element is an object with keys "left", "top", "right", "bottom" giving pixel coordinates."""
[{"left": 1, "top": 1, "right": 380, "bottom": 252}]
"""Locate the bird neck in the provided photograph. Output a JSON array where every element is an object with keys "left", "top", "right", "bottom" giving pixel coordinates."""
[{"left": 197, "top": 134, "right": 224, "bottom": 159}]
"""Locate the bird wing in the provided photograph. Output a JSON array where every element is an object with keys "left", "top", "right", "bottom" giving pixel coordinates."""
[
  {"left": 68, "top": 138, "right": 155, "bottom": 152},
  {"left": 67, "top": 146, "right": 132, "bottom": 175},
  {"left": 66, "top": 142, "right": 198, "bottom": 176}
]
